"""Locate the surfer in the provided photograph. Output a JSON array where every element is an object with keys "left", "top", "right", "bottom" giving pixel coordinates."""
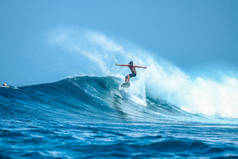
[
  {"left": 1, "top": 83, "right": 8, "bottom": 87},
  {"left": 116, "top": 61, "right": 147, "bottom": 83}
]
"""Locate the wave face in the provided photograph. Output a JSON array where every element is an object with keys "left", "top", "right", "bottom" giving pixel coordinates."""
[{"left": 1, "top": 76, "right": 238, "bottom": 158}]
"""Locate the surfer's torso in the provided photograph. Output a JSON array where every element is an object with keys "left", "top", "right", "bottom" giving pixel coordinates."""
[{"left": 129, "top": 66, "right": 136, "bottom": 75}]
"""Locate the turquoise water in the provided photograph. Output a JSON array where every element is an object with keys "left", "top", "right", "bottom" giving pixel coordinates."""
[{"left": 0, "top": 76, "right": 238, "bottom": 158}]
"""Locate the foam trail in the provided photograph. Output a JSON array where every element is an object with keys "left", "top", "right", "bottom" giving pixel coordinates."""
[{"left": 48, "top": 28, "right": 238, "bottom": 118}]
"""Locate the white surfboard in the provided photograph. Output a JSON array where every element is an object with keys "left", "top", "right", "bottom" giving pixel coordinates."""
[{"left": 121, "top": 82, "right": 130, "bottom": 88}]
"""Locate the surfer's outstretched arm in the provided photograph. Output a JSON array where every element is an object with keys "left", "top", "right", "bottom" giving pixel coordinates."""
[
  {"left": 115, "top": 64, "right": 130, "bottom": 66},
  {"left": 134, "top": 65, "right": 147, "bottom": 69}
]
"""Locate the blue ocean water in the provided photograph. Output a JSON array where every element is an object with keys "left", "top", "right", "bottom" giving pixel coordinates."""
[{"left": 0, "top": 76, "right": 238, "bottom": 158}]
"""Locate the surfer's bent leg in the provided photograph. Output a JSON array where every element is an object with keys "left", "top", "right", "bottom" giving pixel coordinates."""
[
  {"left": 125, "top": 75, "right": 130, "bottom": 82},
  {"left": 125, "top": 73, "right": 136, "bottom": 82}
]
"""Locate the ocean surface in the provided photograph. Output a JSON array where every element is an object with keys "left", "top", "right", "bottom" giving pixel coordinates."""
[{"left": 1, "top": 76, "right": 238, "bottom": 158}]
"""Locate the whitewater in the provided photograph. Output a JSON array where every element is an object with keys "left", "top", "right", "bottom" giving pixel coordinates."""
[{"left": 1, "top": 29, "right": 238, "bottom": 158}]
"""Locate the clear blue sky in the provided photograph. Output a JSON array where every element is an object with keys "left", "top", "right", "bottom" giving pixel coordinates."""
[{"left": 1, "top": 0, "right": 238, "bottom": 85}]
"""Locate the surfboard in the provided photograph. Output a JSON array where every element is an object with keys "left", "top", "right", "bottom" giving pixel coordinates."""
[
  {"left": 0, "top": 86, "right": 10, "bottom": 88},
  {"left": 121, "top": 82, "right": 130, "bottom": 88}
]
